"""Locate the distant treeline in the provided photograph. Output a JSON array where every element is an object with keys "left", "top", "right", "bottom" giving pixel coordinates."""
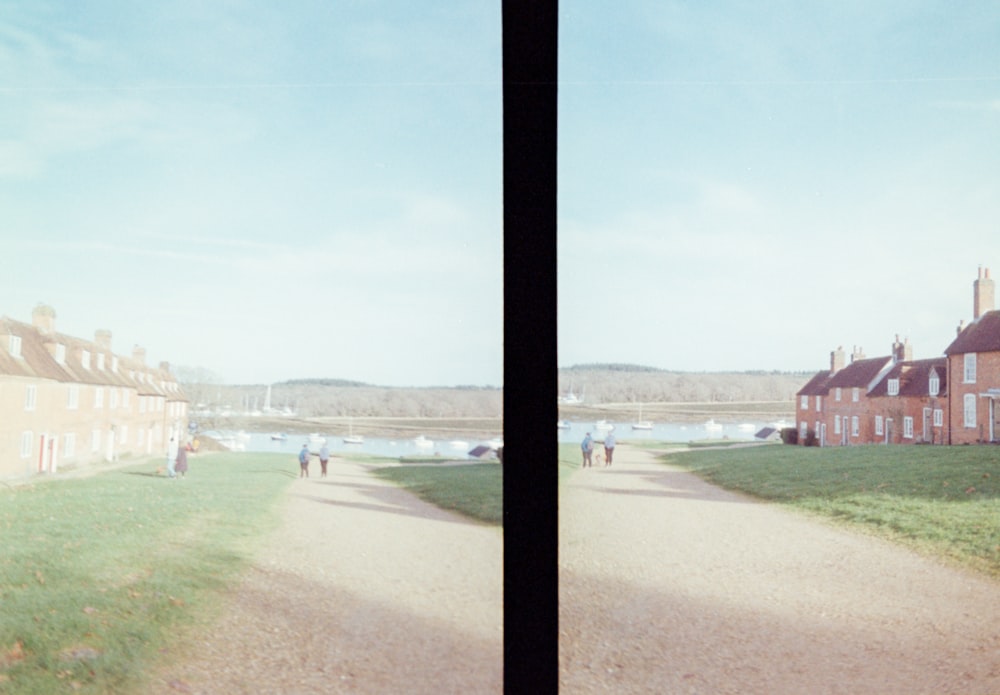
[{"left": 560, "top": 367, "right": 810, "bottom": 404}]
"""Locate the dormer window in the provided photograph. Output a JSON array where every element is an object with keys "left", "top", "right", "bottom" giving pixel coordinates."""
[
  {"left": 55, "top": 343, "right": 66, "bottom": 364},
  {"left": 97, "top": 353, "right": 105, "bottom": 370},
  {"left": 9, "top": 335, "right": 22, "bottom": 358},
  {"left": 112, "top": 356, "right": 118, "bottom": 372},
  {"left": 887, "top": 379, "right": 899, "bottom": 396},
  {"left": 82, "top": 350, "right": 91, "bottom": 369},
  {"left": 929, "top": 374, "right": 940, "bottom": 396}
]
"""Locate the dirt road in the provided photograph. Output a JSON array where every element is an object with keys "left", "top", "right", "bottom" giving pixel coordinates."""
[
  {"left": 148, "top": 458, "right": 503, "bottom": 694},
  {"left": 560, "top": 445, "right": 1000, "bottom": 694}
]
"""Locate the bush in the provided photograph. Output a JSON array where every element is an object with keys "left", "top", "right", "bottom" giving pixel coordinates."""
[{"left": 780, "top": 427, "right": 798, "bottom": 445}]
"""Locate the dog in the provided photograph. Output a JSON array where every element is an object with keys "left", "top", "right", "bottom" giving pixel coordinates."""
[
  {"left": 156, "top": 466, "right": 166, "bottom": 476},
  {"left": 595, "top": 452, "right": 604, "bottom": 466}
]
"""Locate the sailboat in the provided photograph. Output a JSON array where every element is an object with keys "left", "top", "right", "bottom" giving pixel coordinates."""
[
  {"left": 343, "top": 417, "right": 364, "bottom": 445},
  {"left": 631, "top": 403, "right": 653, "bottom": 430}
]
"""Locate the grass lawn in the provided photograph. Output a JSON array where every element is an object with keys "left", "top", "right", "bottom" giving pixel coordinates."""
[
  {"left": 371, "top": 464, "right": 502, "bottom": 525},
  {"left": 663, "top": 444, "right": 1000, "bottom": 578},
  {"left": 0, "top": 452, "right": 294, "bottom": 694}
]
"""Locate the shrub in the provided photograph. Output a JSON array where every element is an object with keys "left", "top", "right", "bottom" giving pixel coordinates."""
[{"left": 781, "top": 427, "right": 798, "bottom": 445}]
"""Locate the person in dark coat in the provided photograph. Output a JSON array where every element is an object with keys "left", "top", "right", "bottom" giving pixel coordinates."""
[{"left": 175, "top": 445, "right": 189, "bottom": 478}]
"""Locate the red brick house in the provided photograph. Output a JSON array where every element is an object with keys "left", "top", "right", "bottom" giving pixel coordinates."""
[
  {"left": 867, "top": 356, "right": 947, "bottom": 445},
  {"left": 821, "top": 351, "right": 893, "bottom": 446},
  {"left": 944, "top": 267, "right": 1000, "bottom": 444}
]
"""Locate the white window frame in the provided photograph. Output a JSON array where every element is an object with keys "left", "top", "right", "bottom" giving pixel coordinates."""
[
  {"left": 9, "top": 334, "right": 22, "bottom": 357},
  {"left": 835, "top": 387, "right": 842, "bottom": 401},
  {"left": 903, "top": 416, "right": 913, "bottom": 439},
  {"left": 964, "top": 393, "right": 977, "bottom": 428},
  {"left": 964, "top": 353, "right": 976, "bottom": 383},
  {"left": 815, "top": 396, "right": 821, "bottom": 411},
  {"left": 875, "top": 415, "right": 883, "bottom": 436},
  {"left": 933, "top": 409, "right": 943, "bottom": 427},
  {"left": 67, "top": 385, "right": 79, "bottom": 410},
  {"left": 25, "top": 385, "right": 37, "bottom": 411},
  {"left": 119, "top": 424, "right": 128, "bottom": 445},
  {"left": 91, "top": 429, "right": 102, "bottom": 453},
  {"left": 82, "top": 350, "right": 91, "bottom": 370},
  {"left": 20, "top": 431, "right": 33, "bottom": 458},
  {"left": 94, "top": 387, "right": 104, "bottom": 409},
  {"left": 109, "top": 388, "right": 119, "bottom": 410},
  {"left": 800, "top": 395, "right": 808, "bottom": 409},
  {"left": 851, "top": 416, "right": 859, "bottom": 437},
  {"left": 56, "top": 343, "right": 66, "bottom": 364},
  {"left": 122, "top": 390, "right": 130, "bottom": 409},
  {"left": 887, "top": 379, "right": 899, "bottom": 396},
  {"left": 834, "top": 416, "right": 841, "bottom": 434},
  {"left": 929, "top": 375, "right": 939, "bottom": 396},
  {"left": 852, "top": 387, "right": 859, "bottom": 402},
  {"left": 112, "top": 356, "right": 119, "bottom": 372},
  {"left": 97, "top": 353, "right": 105, "bottom": 371},
  {"left": 64, "top": 433, "right": 77, "bottom": 458}
]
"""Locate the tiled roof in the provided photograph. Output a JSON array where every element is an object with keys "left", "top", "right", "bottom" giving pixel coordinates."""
[
  {"left": 867, "top": 357, "right": 947, "bottom": 397},
  {"left": 797, "top": 370, "right": 832, "bottom": 396},
  {"left": 944, "top": 310, "right": 1000, "bottom": 355},
  {"left": 826, "top": 356, "right": 893, "bottom": 389}
]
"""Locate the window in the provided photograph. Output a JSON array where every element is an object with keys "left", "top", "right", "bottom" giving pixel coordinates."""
[
  {"left": 851, "top": 416, "right": 859, "bottom": 437},
  {"left": 799, "top": 421, "right": 807, "bottom": 439},
  {"left": 9, "top": 335, "right": 22, "bottom": 357},
  {"left": 137, "top": 428, "right": 145, "bottom": 447},
  {"left": 815, "top": 396, "right": 821, "bottom": 411},
  {"left": 97, "top": 353, "right": 105, "bottom": 370},
  {"left": 119, "top": 425, "right": 128, "bottom": 445},
  {"left": 834, "top": 417, "right": 841, "bottom": 434},
  {"left": 964, "top": 353, "right": 976, "bottom": 383},
  {"left": 835, "top": 388, "right": 842, "bottom": 401},
  {"left": 800, "top": 395, "right": 808, "bottom": 409},
  {"left": 20, "top": 431, "right": 33, "bottom": 458},
  {"left": 903, "top": 417, "right": 913, "bottom": 439},
  {"left": 852, "top": 388, "right": 859, "bottom": 402},
  {"left": 25, "top": 385, "right": 37, "bottom": 411},
  {"left": 64, "top": 433, "right": 76, "bottom": 458},
  {"left": 933, "top": 409, "right": 943, "bottom": 427},
  {"left": 887, "top": 379, "right": 899, "bottom": 396},
  {"left": 122, "top": 390, "right": 130, "bottom": 409},
  {"left": 875, "top": 415, "right": 883, "bottom": 436},
  {"left": 964, "top": 394, "right": 977, "bottom": 428},
  {"left": 94, "top": 387, "right": 104, "bottom": 409},
  {"left": 112, "top": 356, "right": 119, "bottom": 372},
  {"left": 56, "top": 344, "right": 66, "bottom": 364},
  {"left": 139, "top": 396, "right": 147, "bottom": 414},
  {"left": 109, "top": 388, "right": 118, "bottom": 410},
  {"left": 929, "top": 374, "right": 940, "bottom": 396},
  {"left": 82, "top": 350, "right": 91, "bottom": 369},
  {"left": 91, "top": 430, "right": 102, "bottom": 453},
  {"left": 67, "top": 385, "right": 79, "bottom": 410}
]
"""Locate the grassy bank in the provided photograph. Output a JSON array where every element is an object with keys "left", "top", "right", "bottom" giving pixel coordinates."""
[
  {"left": 0, "top": 452, "right": 294, "bottom": 694},
  {"left": 664, "top": 444, "right": 1000, "bottom": 578},
  {"left": 372, "top": 464, "right": 502, "bottom": 525}
]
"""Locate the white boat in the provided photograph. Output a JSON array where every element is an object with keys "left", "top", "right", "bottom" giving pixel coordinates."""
[
  {"left": 631, "top": 404, "right": 653, "bottom": 430},
  {"left": 595, "top": 420, "right": 614, "bottom": 431},
  {"left": 557, "top": 420, "right": 571, "bottom": 429},
  {"left": 488, "top": 437, "right": 504, "bottom": 449},
  {"left": 737, "top": 423, "right": 755, "bottom": 432},
  {"left": 449, "top": 440, "right": 469, "bottom": 449},
  {"left": 270, "top": 433, "right": 287, "bottom": 441},
  {"left": 704, "top": 419, "right": 723, "bottom": 432},
  {"left": 414, "top": 435, "right": 434, "bottom": 448},
  {"left": 308, "top": 433, "right": 327, "bottom": 453},
  {"left": 343, "top": 418, "right": 364, "bottom": 444}
]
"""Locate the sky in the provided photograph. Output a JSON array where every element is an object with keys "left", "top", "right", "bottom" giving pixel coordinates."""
[
  {"left": 558, "top": 2, "right": 1000, "bottom": 374},
  {"left": 1, "top": 2, "right": 502, "bottom": 387}
]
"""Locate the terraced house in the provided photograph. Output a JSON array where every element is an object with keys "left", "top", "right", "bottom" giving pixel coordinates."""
[
  {"left": 796, "top": 268, "right": 998, "bottom": 446},
  {"left": 0, "top": 305, "right": 188, "bottom": 479}
]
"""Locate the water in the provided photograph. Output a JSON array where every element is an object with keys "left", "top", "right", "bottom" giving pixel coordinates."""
[
  {"left": 200, "top": 430, "right": 494, "bottom": 459},
  {"left": 557, "top": 419, "right": 777, "bottom": 444}
]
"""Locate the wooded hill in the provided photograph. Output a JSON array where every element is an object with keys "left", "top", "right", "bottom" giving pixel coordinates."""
[{"left": 560, "top": 364, "right": 811, "bottom": 404}]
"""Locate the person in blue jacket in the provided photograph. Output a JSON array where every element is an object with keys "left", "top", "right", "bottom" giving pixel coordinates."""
[
  {"left": 581, "top": 432, "right": 594, "bottom": 468},
  {"left": 298, "top": 443, "right": 310, "bottom": 478}
]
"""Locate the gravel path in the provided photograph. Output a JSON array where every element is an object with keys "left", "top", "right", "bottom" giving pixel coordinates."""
[
  {"left": 560, "top": 445, "right": 1000, "bottom": 694},
  {"left": 148, "top": 458, "right": 503, "bottom": 694}
]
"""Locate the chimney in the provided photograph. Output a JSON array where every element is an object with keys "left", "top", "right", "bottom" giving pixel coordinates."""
[
  {"left": 830, "top": 346, "right": 846, "bottom": 373},
  {"left": 891, "top": 335, "right": 913, "bottom": 363},
  {"left": 957, "top": 319, "right": 966, "bottom": 335},
  {"left": 974, "top": 266, "right": 995, "bottom": 319},
  {"left": 851, "top": 345, "right": 865, "bottom": 363},
  {"left": 95, "top": 329, "right": 112, "bottom": 351},
  {"left": 132, "top": 345, "right": 146, "bottom": 365},
  {"left": 159, "top": 360, "right": 171, "bottom": 373},
  {"left": 32, "top": 304, "right": 56, "bottom": 336}
]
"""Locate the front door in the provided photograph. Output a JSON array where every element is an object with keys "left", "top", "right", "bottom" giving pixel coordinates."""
[
  {"left": 923, "top": 408, "right": 932, "bottom": 443},
  {"left": 841, "top": 417, "right": 848, "bottom": 445}
]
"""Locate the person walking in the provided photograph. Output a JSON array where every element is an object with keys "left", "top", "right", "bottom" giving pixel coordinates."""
[
  {"left": 175, "top": 444, "right": 188, "bottom": 478},
  {"left": 299, "top": 444, "right": 310, "bottom": 478},
  {"left": 319, "top": 444, "right": 330, "bottom": 478},
  {"left": 166, "top": 435, "right": 179, "bottom": 478},
  {"left": 581, "top": 432, "right": 594, "bottom": 468},
  {"left": 603, "top": 431, "right": 616, "bottom": 466}
]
